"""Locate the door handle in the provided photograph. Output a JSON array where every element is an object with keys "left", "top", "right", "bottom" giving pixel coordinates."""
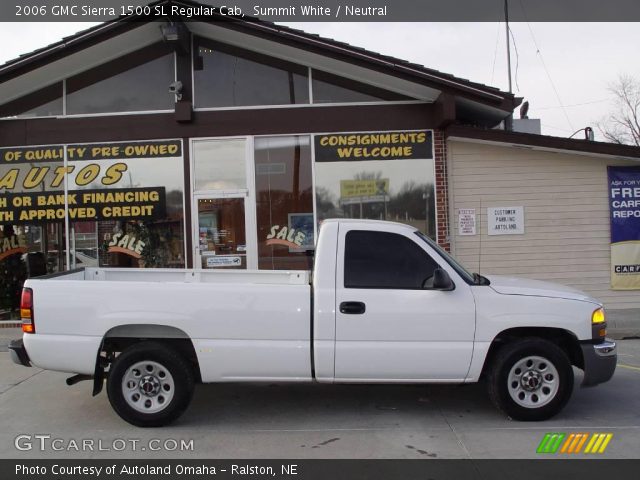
[{"left": 340, "top": 301, "right": 366, "bottom": 315}]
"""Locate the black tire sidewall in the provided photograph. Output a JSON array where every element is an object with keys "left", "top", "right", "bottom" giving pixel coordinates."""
[
  {"left": 491, "top": 338, "right": 574, "bottom": 421},
  {"left": 107, "top": 342, "right": 194, "bottom": 427}
]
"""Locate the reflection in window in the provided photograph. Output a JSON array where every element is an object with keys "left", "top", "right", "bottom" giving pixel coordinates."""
[
  {"left": 194, "top": 40, "right": 309, "bottom": 108},
  {"left": 315, "top": 158, "right": 435, "bottom": 238},
  {"left": 66, "top": 51, "right": 174, "bottom": 114},
  {"left": 0, "top": 83, "right": 63, "bottom": 119},
  {"left": 193, "top": 139, "right": 247, "bottom": 191},
  {"left": 255, "top": 136, "right": 313, "bottom": 270},
  {"left": 68, "top": 154, "right": 186, "bottom": 269},
  {"left": 312, "top": 70, "right": 412, "bottom": 104},
  {"left": 345, "top": 230, "right": 438, "bottom": 289}
]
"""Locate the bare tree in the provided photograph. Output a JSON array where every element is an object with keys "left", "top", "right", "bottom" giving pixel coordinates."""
[{"left": 598, "top": 74, "right": 640, "bottom": 146}]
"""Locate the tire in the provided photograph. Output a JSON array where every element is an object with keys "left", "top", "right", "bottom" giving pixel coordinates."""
[
  {"left": 107, "top": 341, "right": 194, "bottom": 427},
  {"left": 487, "top": 338, "right": 574, "bottom": 421}
]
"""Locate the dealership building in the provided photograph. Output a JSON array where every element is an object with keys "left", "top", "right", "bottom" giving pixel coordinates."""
[{"left": 1, "top": 0, "right": 639, "bottom": 324}]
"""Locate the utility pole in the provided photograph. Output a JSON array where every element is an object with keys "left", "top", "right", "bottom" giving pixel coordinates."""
[{"left": 504, "top": 0, "right": 513, "bottom": 131}]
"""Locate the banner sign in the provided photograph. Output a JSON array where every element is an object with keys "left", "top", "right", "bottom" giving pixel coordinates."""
[
  {"left": 0, "top": 187, "right": 166, "bottom": 225},
  {"left": 608, "top": 166, "right": 640, "bottom": 290},
  {"left": 314, "top": 131, "right": 433, "bottom": 162},
  {"left": 0, "top": 140, "right": 182, "bottom": 165}
]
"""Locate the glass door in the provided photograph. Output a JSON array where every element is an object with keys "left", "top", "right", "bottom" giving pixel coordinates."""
[
  {"left": 196, "top": 197, "right": 247, "bottom": 269},
  {"left": 191, "top": 137, "right": 257, "bottom": 269}
]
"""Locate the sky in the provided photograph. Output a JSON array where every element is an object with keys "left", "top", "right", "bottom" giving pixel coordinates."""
[{"left": 1, "top": 21, "right": 639, "bottom": 140}]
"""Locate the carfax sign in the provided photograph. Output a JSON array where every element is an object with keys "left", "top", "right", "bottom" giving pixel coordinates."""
[{"left": 608, "top": 166, "right": 640, "bottom": 290}]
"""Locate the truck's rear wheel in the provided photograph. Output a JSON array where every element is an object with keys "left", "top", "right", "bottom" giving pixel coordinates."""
[
  {"left": 107, "top": 342, "right": 194, "bottom": 427},
  {"left": 487, "top": 338, "right": 573, "bottom": 421}
]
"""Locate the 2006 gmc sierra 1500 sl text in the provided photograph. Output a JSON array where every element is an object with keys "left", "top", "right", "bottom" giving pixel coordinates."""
[{"left": 9, "top": 219, "right": 616, "bottom": 427}]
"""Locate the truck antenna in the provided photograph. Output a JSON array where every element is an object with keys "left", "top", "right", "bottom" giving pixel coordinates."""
[{"left": 478, "top": 197, "right": 483, "bottom": 277}]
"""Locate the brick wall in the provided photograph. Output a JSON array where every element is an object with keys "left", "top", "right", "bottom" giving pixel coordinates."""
[{"left": 434, "top": 129, "right": 450, "bottom": 251}]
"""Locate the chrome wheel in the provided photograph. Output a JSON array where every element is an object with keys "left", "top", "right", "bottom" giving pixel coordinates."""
[
  {"left": 507, "top": 355, "right": 559, "bottom": 408},
  {"left": 122, "top": 360, "right": 175, "bottom": 413}
]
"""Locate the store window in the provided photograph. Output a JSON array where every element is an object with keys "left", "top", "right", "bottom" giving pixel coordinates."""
[
  {"left": 66, "top": 45, "right": 175, "bottom": 115},
  {"left": 0, "top": 140, "right": 185, "bottom": 318},
  {"left": 255, "top": 136, "right": 313, "bottom": 270},
  {"left": 194, "top": 38, "right": 309, "bottom": 108},
  {"left": 65, "top": 141, "right": 185, "bottom": 268},
  {"left": 312, "top": 70, "right": 412, "bottom": 104},
  {"left": 0, "top": 83, "right": 63, "bottom": 119},
  {"left": 314, "top": 131, "right": 436, "bottom": 238}
]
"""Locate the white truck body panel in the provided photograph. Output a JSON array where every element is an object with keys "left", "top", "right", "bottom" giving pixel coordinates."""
[
  {"left": 333, "top": 220, "right": 476, "bottom": 382},
  {"left": 27, "top": 269, "right": 312, "bottom": 381}
]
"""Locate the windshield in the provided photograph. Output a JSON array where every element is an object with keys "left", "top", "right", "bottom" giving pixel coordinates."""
[{"left": 415, "top": 231, "right": 476, "bottom": 285}]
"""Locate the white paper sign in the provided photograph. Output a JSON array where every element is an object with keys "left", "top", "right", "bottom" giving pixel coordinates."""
[
  {"left": 206, "top": 256, "right": 242, "bottom": 267},
  {"left": 488, "top": 206, "right": 525, "bottom": 235},
  {"left": 458, "top": 209, "right": 476, "bottom": 236}
]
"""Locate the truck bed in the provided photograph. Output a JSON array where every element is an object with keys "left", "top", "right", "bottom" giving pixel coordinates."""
[{"left": 24, "top": 267, "right": 313, "bottom": 381}]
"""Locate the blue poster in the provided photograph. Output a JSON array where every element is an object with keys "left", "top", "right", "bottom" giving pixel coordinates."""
[{"left": 608, "top": 166, "right": 640, "bottom": 289}]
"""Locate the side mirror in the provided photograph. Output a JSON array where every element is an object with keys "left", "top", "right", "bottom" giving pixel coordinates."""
[{"left": 432, "top": 268, "right": 455, "bottom": 291}]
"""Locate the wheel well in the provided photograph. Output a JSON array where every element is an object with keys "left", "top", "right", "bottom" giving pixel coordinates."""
[
  {"left": 481, "top": 327, "right": 583, "bottom": 378},
  {"left": 100, "top": 325, "right": 202, "bottom": 383}
]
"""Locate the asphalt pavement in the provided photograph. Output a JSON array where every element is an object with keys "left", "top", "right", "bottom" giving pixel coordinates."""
[{"left": 0, "top": 328, "right": 638, "bottom": 459}]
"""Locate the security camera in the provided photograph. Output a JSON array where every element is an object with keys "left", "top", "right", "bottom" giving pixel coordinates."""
[{"left": 169, "top": 81, "right": 183, "bottom": 100}]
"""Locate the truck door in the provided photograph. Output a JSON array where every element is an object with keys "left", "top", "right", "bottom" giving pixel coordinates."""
[{"left": 334, "top": 225, "right": 476, "bottom": 381}]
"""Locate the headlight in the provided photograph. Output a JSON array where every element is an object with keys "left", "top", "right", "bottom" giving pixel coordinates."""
[{"left": 592, "top": 307, "right": 606, "bottom": 324}]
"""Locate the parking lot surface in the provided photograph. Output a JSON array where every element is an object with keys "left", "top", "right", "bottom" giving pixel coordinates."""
[{"left": 1, "top": 329, "right": 638, "bottom": 459}]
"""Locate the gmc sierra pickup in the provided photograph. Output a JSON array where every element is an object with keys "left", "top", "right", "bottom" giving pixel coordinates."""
[{"left": 10, "top": 219, "right": 616, "bottom": 426}]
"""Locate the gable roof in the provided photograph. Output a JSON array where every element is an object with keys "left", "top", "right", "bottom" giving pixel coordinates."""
[{"left": 0, "top": 0, "right": 520, "bottom": 125}]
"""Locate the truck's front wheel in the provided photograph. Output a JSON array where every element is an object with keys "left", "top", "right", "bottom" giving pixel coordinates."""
[
  {"left": 107, "top": 342, "right": 194, "bottom": 427},
  {"left": 488, "top": 338, "right": 574, "bottom": 421}
]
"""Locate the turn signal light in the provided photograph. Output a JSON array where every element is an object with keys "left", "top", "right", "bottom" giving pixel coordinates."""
[
  {"left": 20, "top": 287, "right": 35, "bottom": 334},
  {"left": 592, "top": 307, "right": 606, "bottom": 324},
  {"left": 598, "top": 328, "right": 607, "bottom": 338}
]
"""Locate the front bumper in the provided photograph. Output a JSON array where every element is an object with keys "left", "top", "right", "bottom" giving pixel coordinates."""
[
  {"left": 9, "top": 338, "right": 31, "bottom": 367},
  {"left": 580, "top": 339, "right": 616, "bottom": 386}
]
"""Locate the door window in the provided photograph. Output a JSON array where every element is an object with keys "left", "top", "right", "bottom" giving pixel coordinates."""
[
  {"left": 197, "top": 198, "right": 246, "bottom": 269},
  {"left": 344, "top": 230, "right": 438, "bottom": 289}
]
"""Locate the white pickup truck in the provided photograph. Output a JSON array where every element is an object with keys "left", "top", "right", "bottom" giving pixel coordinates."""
[{"left": 10, "top": 219, "right": 616, "bottom": 427}]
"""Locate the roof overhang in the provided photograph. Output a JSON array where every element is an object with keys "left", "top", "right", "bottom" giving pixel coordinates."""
[
  {"left": 447, "top": 125, "right": 640, "bottom": 161},
  {"left": 0, "top": 0, "right": 519, "bottom": 127}
]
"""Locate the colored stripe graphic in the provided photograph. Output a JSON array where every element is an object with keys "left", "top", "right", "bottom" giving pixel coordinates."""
[
  {"left": 560, "top": 433, "right": 589, "bottom": 454},
  {"left": 538, "top": 433, "right": 613, "bottom": 454},
  {"left": 584, "top": 433, "right": 613, "bottom": 454},
  {"left": 537, "top": 433, "right": 566, "bottom": 453}
]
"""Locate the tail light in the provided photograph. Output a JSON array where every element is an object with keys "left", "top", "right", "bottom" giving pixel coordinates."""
[{"left": 20, "top": 287, "right": 35, "bottom": 334}]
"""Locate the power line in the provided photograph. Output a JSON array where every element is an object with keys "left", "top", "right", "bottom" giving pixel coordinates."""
[
  {"left": 535, "top": 98, "right": 612, "bottom": 110},
  {"left": 490, "top": 21, "right": 501, "bottom": 85},
  {"left": 508, "top": 26, "right": 520, "bottom": 92},
  {"left": 518, "top": 0, "right": 574, "bottom": 132}
]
